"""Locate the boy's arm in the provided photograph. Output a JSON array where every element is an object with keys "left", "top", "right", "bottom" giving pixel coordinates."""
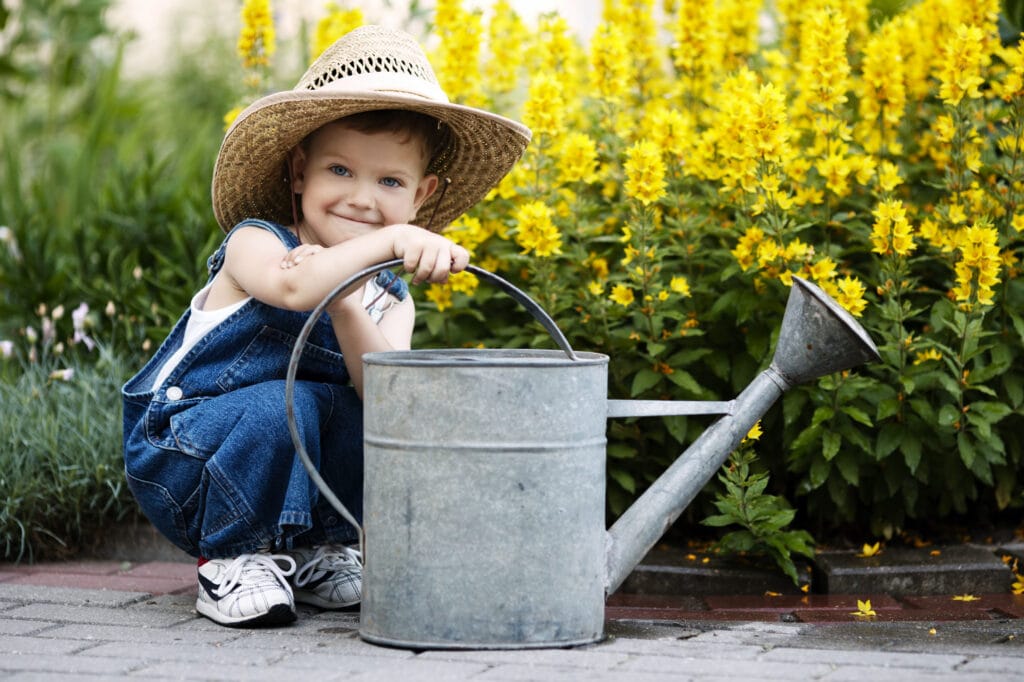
[
  {"left": 224, "top": 223, "right": 466, "bottom": 312},
  {"left": 222, "top": 223, "right": 464, "bottom": 395}
]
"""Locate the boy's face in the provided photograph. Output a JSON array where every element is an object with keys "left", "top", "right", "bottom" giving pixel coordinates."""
[{"left": 289, "top": 121, "right": 438, "bottom": 245}]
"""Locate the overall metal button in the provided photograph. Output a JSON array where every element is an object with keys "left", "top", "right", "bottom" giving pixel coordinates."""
[{"left": 166, "top": 386, "right": 183, "bottom": 401}]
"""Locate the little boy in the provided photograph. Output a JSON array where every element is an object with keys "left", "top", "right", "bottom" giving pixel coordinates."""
[{"left": 122, "top": 25, "right": 530, "bottom": 627}]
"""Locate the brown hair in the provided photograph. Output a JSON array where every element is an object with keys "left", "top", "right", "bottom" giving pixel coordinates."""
[{"left": 306, "top": 109, "right": 454, "bottom": 174}]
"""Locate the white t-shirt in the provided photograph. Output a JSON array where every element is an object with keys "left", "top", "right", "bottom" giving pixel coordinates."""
[{"left": 150, "top": 276, "right": 396, "bottom": 391}]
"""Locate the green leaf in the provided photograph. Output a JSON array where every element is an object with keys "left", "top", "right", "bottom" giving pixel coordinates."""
[
  {"left": 664, "top": 368, "right": 704, "bottom": 395},
  {"left": 938, "top": 404, "right": 960, "bottom": 427},
  {"left": 822, "top": 431, "right": 841, "bottom": 461},
  {"left": 609, "top": 468, "right": 636, "bottom": 494},
  {"left": 841, "top": 406, "right": 873, "bottom": 427},
  {"left": 875, "top": 422, "right": 902, "bottom": 460},
  {"left": 958, "top": 431, "right": 976, "bottom": 470},
  {"left": 834, "top": 450, "right": 859, "bottom": 485},
  {"left": 902, "top": 435, "right": 923, "bottom": 474},
  {"left": 809, "top": 456, "right": 830, "bottom": 488},
  {"left": 630, "top": 368, "right": 661, "bottom": 397}
]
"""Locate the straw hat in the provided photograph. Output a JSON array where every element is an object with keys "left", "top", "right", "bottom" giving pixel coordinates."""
[{"left": 212, "top": 25, "right": 531, "bottom": 233}]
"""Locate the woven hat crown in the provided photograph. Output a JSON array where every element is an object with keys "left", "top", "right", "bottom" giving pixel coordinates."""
[{"left": 297, "top": 25, "right": 447, "bottom": 101}]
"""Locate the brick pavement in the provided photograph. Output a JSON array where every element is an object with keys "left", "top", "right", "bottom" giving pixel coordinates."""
[{"left": 2, "top": 560, "right": 1024, "bottom": 680}]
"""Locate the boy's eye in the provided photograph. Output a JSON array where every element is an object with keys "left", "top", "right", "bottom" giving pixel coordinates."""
[
  {"left": 329, "top": 165, "right": 351, "bottom": 177},
  {"left": 380, "top": 177, "right": 402, "bottom": 188}
]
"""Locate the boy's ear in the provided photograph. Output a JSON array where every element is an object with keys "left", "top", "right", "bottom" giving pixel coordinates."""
[
  {"left": 411, "top": 173, "right": 440, "bottom": 217},
  {"left": 288, "top": 147, "right": 308, "bottom": 193}
]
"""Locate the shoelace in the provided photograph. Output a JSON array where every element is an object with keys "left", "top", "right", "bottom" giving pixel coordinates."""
[
  {"left": 213, "top": 553, "right": 297, "bottom": 598},
  {"left": 293, "top": 545, "right": 362, "bottom": 588}
]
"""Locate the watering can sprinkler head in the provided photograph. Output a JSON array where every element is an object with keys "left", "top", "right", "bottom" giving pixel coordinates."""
[{"left": 769, "top": 277, "right": 881, "bottom": 389}]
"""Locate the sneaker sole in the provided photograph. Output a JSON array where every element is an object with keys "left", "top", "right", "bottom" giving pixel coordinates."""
[
  {"left": 293, "top": 590, "right": 361, "bottom": 610},
  {"left": 196, "top": 599, "right": 297, "bottom": 627}
]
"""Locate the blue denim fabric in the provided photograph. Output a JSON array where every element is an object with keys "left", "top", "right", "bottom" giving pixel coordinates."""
[{"left": 122, "top": 219, "right": 406, "bottom": 558}]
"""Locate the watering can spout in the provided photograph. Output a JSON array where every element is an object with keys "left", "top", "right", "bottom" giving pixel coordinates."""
[{"left": 604, "top": 277, "right": 880, "bottom": 595}]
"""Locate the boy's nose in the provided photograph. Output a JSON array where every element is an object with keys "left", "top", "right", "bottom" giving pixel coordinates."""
[{"left": 347, "top": 181, "right": 375, "bottom": 208}]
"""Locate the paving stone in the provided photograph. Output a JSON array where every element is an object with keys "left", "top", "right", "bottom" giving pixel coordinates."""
[
  {"left": 80, "top": 639, "right": 284, "bottom": 665},
  {"left": 0, "top": 652, "right": 147, "bottom": 676},
  {"left": 819, "top": 666, "right": 1006, "bottom": 682},
  {"left": 0, "top": 633, "right": 87, "bottom": 655},
  {"left": 793, "top": 608, "right": 995, "bottom": 623},
  {"left": 133, "top": 660, "right": 313, "bottom": 681},
  {"left": 608, "top": 606, "right": 782, "bottom": 622},
  {"left": 42, "top": 622, "right": 244, "bottom": 646},
  {"left": 1, "top": 571, "right": 193, "bottom": 595},
  {"left": 901, "top": 594, "right": 1024, "bottom": 620},
  {"left": 616, "top": 653, "right": 834, "bottom": 678},
  {"left": 0, "top": 619, "right": 52, "bottom": 636},
  {"left": 4, "top": 602, "right": 192, "bottom": 627},
  {"left": 418, "top": 645, "right": 631, "bottom": 669},
  {"left": 959, "top": 654, "right": 1024, "bottom": 672},
  {"left": 621, "top": 545, "right": 809, "bottom": 596},
  {"left": 705, "top": 593, "right": 903, "bottom": 612},
  {"left": 327, "top": 657, "right": 491, "bottom": 681},
  {"left": 759, "top": 645, "right": 966, "bottom": 670},
  {"left": 815, "top": 546, "right": 1012, "bottom": 596},
  {"left": 0, "top": 583, "right": 147, "bottom": 607},
  {"left": 598, "top": 637, "right": 763, "bottom": 660}
]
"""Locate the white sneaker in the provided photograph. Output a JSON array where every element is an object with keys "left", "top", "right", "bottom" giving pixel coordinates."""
[
  {"left": 195, "top": 553, "right": 297, "bottom": 627},
  {"left": 289, "top": 544, "right": 362, "bottom": 609}
]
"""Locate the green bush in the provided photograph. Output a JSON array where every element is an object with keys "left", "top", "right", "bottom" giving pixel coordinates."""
[{"left": 0, "top": 347, "right": 135, "bottom": 561}]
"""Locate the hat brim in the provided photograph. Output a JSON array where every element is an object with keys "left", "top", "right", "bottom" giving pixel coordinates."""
[{"left": 212, "top": 90, "right": 531, "bottom": 233}]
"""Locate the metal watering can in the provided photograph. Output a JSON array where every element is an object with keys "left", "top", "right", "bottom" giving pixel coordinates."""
[{"left": 286, "top": 259, "right": 880, "bottom": 650}]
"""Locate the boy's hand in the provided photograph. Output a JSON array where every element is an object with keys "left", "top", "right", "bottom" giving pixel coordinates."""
[
  {"left": 280, "top": 243, "right": 323, "bottom": 269},
  {"left": 391, "top": 225, "right": 469, "bottom": 284}
]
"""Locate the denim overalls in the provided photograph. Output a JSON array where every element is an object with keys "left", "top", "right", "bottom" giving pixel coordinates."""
[{"left": 122, "top": 219, "right": 406, "bottom": 559}]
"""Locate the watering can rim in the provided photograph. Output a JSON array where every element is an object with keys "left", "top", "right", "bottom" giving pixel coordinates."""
[{"left": 363, "top": 348, "right": 607, "bottom": 367}]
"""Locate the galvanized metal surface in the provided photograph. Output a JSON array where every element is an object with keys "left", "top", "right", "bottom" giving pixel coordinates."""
[
  {"left": 602, "top": 277, "right": 881, "bottom": 595},
  {"left": 361, "top": 350, "right": 608, "bottom": 649},
  {"left": 287, "top": 265, "right": 882, "bottom": 651}
]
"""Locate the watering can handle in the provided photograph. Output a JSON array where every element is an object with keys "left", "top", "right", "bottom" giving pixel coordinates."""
[{"left": 286, "top": 259, "right": 577, "bottom": 553}]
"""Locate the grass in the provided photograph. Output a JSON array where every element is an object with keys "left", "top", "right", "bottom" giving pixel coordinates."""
[{"left": 0, "top": 347, "right": 138, "bottom": 562}]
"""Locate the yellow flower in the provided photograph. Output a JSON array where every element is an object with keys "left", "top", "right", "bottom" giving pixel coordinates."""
[
  {"left": 609, "top": 284, "right": 635, "bottom": 307},
  {"left": 851, "top": 599, "right": 877, "bottom": 618},
  {"left": 870, "top": 199, "right": 916, "bottom": 257},
  {"left": 522, "top": 72, "right": 565, "bottom": 138},
  {"left": 588, "top": 281, "right": 604, "bottom": 296},
  {"left": 952, "top": 594, "right": 981, "bottom": 602},
  {"left": 744, "top": 420, "right": 763, "bottom": 442},
  {"left": 223, "top": 106, "right": 243, "bottom": 132},
  {"left": 624, "top": 140, "right": 668, "bottom": 206},
  {"left": 513, "top": 201, "right": 562, "bottom": 257},
  {"left": 311, "top": 4, "right": 364, "bottom": 60},
  {"left": 877, "top": 161, "right": 902, "bottom": 193},
  {"left": 425, "top": 283, "right": 453, "bottom": 312},
  {"left": 1012, "top": 214, "right": 1024, "bottom": 233},
  {"left": 670, "top": 276, "right": 691, "bottom": 297},
  {"left": 589, "top": 256, "right": 609, "bottom": 278},
  {"left": 953, "top": 223, "right": 1001, "bottom": 308},
  {"left": 557, "top": 132, "right": 599, "bottom": 184},
  {"left": 237, "top": 0, "right": 276, "bottom": 69},
  {"left": 913, "top": 348, "right": 943, "bottom": 365},
  {"left": 937, "top": 24, "right": 987, "bottom": 106},
  {"left": 448, "top": 270, "right": 479, "bottom": 297},
  {"left": 834, "top": 276, "right": 868, "bottom": 317},
  {"left": 857, "top": 542, "right": 882, "bottom": 558},
  {"left": 589, "top": 22, "right": 631, "bottom": 103}
]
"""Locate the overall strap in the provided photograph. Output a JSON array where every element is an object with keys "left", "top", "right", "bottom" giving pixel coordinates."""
[{"left": 205, "top": 219, "right": 299, "bottom": 280}]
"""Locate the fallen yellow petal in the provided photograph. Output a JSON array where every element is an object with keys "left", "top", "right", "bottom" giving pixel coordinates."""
[
  {"left": 929, "top": 628, "right": 937, "bottom": 636},
  {"left": 857, "top": 542, "right": 881, "bottom": 558},
  {"left": 851, "top": 599, "right": 877, "bottom": 617},
  {"left": 952, "top": 594, "right": 980, "bottom": 602},
  {"left": 765, "top": 591, "right": 781, "bottom": 597}
]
